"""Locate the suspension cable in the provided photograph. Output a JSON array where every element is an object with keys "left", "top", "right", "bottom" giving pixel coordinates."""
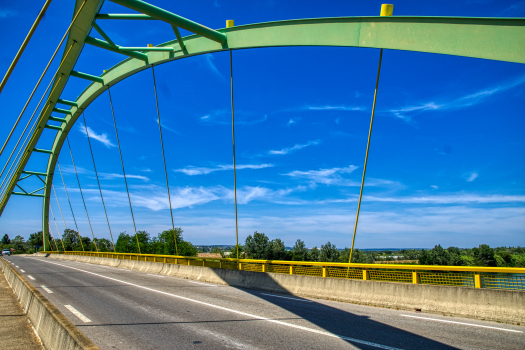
[
  {"left": 151, "top": 66, "right": 179, "bottom": 256},
  {"left": 66, "top": 137, "right": 98, "bottom": 252},
  {"left": 82, "top": 112, "right": 116, "bottom": 252},
  {"left": 50, "top": 206, "right": 66, "bottom": 251},
  {"left": 48, "top": 221, "right": 59, "bottom": 251},
  {"left": 348, "top": 49, "right": 384, "bottom": 264},
  {"left": 0, "top": 0, "right": 53, "bottom": 94},
  {"left": 107, "top": 87, "right": 141, "bottom": 254},
  {"left": 57, "top": 160, "right": 84, "bottom": 251},
  {"left": 52, "top": 184, "right": 68, "bottom": 232},
  {"left": 0, "top": 0, "right": 87, "bottom": 157},
  {"left": 229, "top": 49, "right": 240, "bottom": 260}
]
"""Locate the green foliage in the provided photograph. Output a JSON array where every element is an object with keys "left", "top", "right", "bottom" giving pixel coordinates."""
[
  {"left": 292, "top": 239, "right": 308, "bottom": 261},
  {"left": 115, "top": 228, "right": 198, "bottom": 256},
  {"left": 308, "top": 246, "right": 320, "bottom": 262},
  {"left": 319, "top": 242, "right": 340, "bottom": 262},
  {"left": 267, "top": 238, "right": 288, "bottom": 260},
  {"left": 2, "top": 234, "right": 10, "bottom": 245},
  {"left": 244, "top": 232, "right": 270, "bottom": 259}
]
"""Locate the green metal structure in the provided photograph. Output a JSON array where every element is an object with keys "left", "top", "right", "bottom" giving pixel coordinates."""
[{"left": 0, "top": 0, "right": 524, "bottom": 247}]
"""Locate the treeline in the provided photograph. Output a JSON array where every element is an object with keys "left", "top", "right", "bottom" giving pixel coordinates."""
[
  {"left": 419, "top": 244, "right": 525, "bottom": 267},
  {"left": 0, "top": 228, "right": 198, "bottom": 256}
]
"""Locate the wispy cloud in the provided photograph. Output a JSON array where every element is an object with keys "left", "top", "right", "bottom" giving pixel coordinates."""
[
  {"left": 203, "top": 54, "right": 225, "bottom": 81},
  {"left": 100, "top": 173, "right": 149, "bottom": 181},
  {"left": 466, "top": 172, "right": 478, "bottom": 182},
  {"left": 306, "top": 105, "right": 366, "bottom": 112},
  {"left": 199, "top": 110, "right": 268, "bottom": 125},
  {"left": 0, "top": 7, "right": 16, "bottom": 18},
  {"left": 501, "top": 1, "right": 525, "bottom": 15},
  {"left": 79, "top": 124, "right": 115, "bottom": 148},
  {"left": 269, "top": 140, "right": 320, "bottom": 155},
  {"left": 287, "top": 118, "right": 297, "bottom": 126},
  {"left": 174, "top": 163, "right": 274, "bottom": 176},
  {"left": 284, "top": 165, "right": 359, "bottom": 186},
  {"left": 154, "top": 118, "right": 179, "bottom": 134},
  {"left": 388, "top": 74, "right": 525, "bottom": 121}
]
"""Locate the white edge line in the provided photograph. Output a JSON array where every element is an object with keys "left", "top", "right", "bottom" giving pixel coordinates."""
[
  {"left": 260, "top": 292, "right": 313, "bottom": 302},
  {"left": 186, "top": 280, "right": 216, "bottom": 287},
  {"left": 38, "top": 259, "right": 402, "bottom": 350},
  {"left": 65, "top": 305, "right": 91, "bottom": 323},
  {"left": 400, "top": 315, "right": 522, "bottom": 333},
  {"left": 41, "top": 286, "right": 53, "bottom": 294},
  {"left": 148, "top": 274, "right": 165, "bottom": 277}
]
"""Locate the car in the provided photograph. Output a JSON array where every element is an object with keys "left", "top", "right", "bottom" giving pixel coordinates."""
[{"left": 1, "top": 249, "right": 11, "bottom": 256}]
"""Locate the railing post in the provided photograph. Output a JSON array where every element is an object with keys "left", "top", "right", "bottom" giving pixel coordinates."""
[
  {"left": 322, "top": 267, "right": 327, "bottom": 278},
  {"left": 363, "top": 269, "right": 369, "bottom": 280},
  {"left": 203, "top": 260, "right": 205, "bottom": 267},
  {"left": 262, "top": 264, "right": 266, "bottom": 273},
  {"left": 163, "top": 257, "right": 166, "bottom": 263},
  {"left": 290, "top": 266, "right": 294, "bottom": 275},
  {"left": 219, "top": 261, "right": 222, "bottom": 269},
  {"left": 412, "top": 271, "right": 419, "bottom": 284},
  {"left": 474, "top": 274, "right": 482, "bottom": 288},
  {"left": 187, "top": 259, "right": 190, "bottom": 266},
  {"left": 238, "top": 262, "right": 242, "bottom": 270}
]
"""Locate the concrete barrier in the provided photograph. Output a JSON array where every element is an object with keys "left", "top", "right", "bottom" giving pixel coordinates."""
[
  {"left": 45, "top": 254, "right": 524, "bottom": 325},
  {"left": 0, "top": 257, "right": 99, "bottom": 350}
]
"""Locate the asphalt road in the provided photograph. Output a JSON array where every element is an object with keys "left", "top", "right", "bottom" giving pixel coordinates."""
[{"left": 4, "top": 255, "right": 524, "bottom": 350}]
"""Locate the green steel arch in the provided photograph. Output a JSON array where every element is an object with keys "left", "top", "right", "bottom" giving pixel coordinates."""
[{"left": 1, "top": 0, "right": 524, "bottom": 243}]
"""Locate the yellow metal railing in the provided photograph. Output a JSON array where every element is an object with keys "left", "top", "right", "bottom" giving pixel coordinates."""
[{"left": 43, "top": 251, "right": 525, "bottom": 291}]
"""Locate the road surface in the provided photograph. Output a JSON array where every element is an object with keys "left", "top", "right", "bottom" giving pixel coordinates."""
[{"left": 4, "top": 255, "right": 524, "bottom": 350}]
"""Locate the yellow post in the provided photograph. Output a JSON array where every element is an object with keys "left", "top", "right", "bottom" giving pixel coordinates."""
[
  {"left": 412, "top": 271, "right": 419, "bottom": 284},
  {"left": 147, "top": 43, "right": 153, "bottom": 47},
  {"left": 474, "top": 274, "right": 482, "bottom": 288},
  {"left": 226, "top": 20, "right": 234, "bottom": 28},
  {"left": 238, "top": 262, "right": 242, "bottom": 270},
  {"left": 380, "top": 4, "right": 394, "bottom": 16},
  {"left": 262, "top": 264, "right": 266, "bottom": 273},
  {"left": 290, "top": 266, "right": 294, "bottom": 275},
  {"left": 164, "top": 257, "right": 166, "bottom": 263},
  {"left": 187, "top": 259, "right": 190, "bottom": 266},
  {"left": 363, "top": 269, "right": 370, "bottom": 280},
  {"left": 322, "top": 267, "right": 327, "bottom": 278}
]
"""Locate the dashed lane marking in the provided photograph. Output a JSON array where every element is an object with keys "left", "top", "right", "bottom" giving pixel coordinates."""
[
  {"left": 20, "top": 269, "right": 25, "bottom": 273},
  {"left": 41, "top": 286, "right": 53, "bottom": 294},
  {"left": 65, "top": 305, "right": 91, "bottom": 323},
  {"left": 260, "top": 292, "right": 313, "bottom": 303},
  {"left": 27, "top": 275, "right": 35, "bottom": 280},
  {"left": 400, "top": 315, "right": 522, "bottom": 333}
]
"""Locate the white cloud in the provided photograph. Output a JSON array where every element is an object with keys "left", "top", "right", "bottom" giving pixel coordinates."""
[
  {"left": 0, "top": 7, "right": 16, "bottom": 18},
  {"left": 284, "top": 165, "right": 359, "bottom": 186},
  {"left": 431, "top": 185, "right": 438, "bottom": 189},
  {"left": 154, "top": 118, "right": 178, "bottom": 134},
  {"left": 203, "top": 54, "right": 225, "bottom": 81},
  {"left": 307, "top": 105, "right": 365, "bottom": 111},
  {"left": 466, "top": 172, "right": 478, "bottom": 182},
  {"left": 388, "top": 74, "right": 525, "bottom": 121},
  {"left": 99, "top": 173, "right": 149, "bottom": 181},
  {"left": 174, "top": 163, "right": 273, "bottom": 176},
  {"left": 269, "top": 140, "right": 320, "bottom": 155},
  {"left": 79, "top": 124, "right": 115, "bottom": 148},
  {"left": 325, "top": 193, "right": 525, "bottom": 205},
  {"left": 287, "top": 118, "right": 296, "bottom": 126}
]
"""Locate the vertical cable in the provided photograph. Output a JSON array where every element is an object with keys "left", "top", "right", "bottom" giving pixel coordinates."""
[
  {"left": 52, "top": 184, "right": 68, "bottom": 231},
  {"left": 57, "top": 160, "right": 85, "bottom": 251},
  {"left": 107, "top": 87, "right": 141, "bottom": 254},
  {"left": 66, "top": 137, "right": 98, "bottom": 251},
  {"left": 48, "top": 221, "right": 59, "bottom": 251},
  {"left": 229, "top": 50, "right": 240, "bottom": 260},
  {"left": 50, "top": 206, "right": 66, "bottom": 251},
  {"left": 82, "top": 112, "right": 115, "bottom": 252},
  {"left": 151, "top": 66, "right": 179, "bottom": 256},
  {"left": 348, "top": 49, "right": 384, "bottom": 264}
]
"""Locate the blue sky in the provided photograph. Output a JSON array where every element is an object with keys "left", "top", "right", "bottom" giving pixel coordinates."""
[{"left": 0, "top": 0, "right": 524, "bottom": 249}]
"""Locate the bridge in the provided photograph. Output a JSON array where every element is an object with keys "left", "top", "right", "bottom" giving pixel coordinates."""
[{"left": 0, "top": 1, "right": 524, "bottom": 349}]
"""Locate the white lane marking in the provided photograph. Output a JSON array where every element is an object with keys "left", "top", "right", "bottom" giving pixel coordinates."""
[
  {"left": 148, "top": 274, "right": 165, "bottom": 278},
  {"left": 20, "top": 270, "right": 25, "bottom": 273},
  {"left": 27, "top": 275, "right": 35, "bottom": 280},
  {"left": 15, "top": 265, "right": 19, "bottom": 268},
  {"left": 65, "top": 305, "right": 92, "bottom": 323},
  {"left": 400, "top": 315, "right": 522, "bottom": 333},
  {"left": 260, "top": 292, "right": 313, "bottom": 303},
  {"left": 187, "top": 280, "right": 215, "bottom": 287},
  {"left": 41, "top": 286, "right": 53, "bottom": 294},
  {"left": 39, "top": 259, "right": 401, "bottom": 350}
]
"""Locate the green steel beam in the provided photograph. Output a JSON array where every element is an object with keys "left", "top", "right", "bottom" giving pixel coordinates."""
[
  {"left": 33, "top": 148, "right": 53, "bottom": 154},
  {"left": 57, "top": 98, "right": 78, "bottom": 107},
  {"left": 70, "top": 70, "right": 104, "bottom": 83},
  {"left": 52, "top": 107, "right": 72, "bottom": 115},
  {"left": 92, "top": 22, "right": 118, "bottom": 49},
  {"left": 22, "top": 171, "right": 47, "bottom": 176},
  {"left": 96, "top": 13, "right": 155, "bottom": 20},
  {"left": 171, "top": 25, "right": 186, "bottom": 51},
  {"left": 119, "top": 46, "right": 174, "bottom": 51},
  {"left": 12, "top": 192, "right": 45, "bottom": 198},
  {"left": 109, "top": 0, "right": 227, "bottom": 44},
  {"left": 48, "top": 116, "right": 67, "bottom": 123},
  {"left": 18, "top": 174, "right": 33, "bottom": 181},
  {"left": 29, "top": 186, "right": 46, "bottom": 195},
  {"left": 45, "top": 124, "right": 62, "bottom": 131},
  {"left": 85, "top": 36, "right": 148, "bottom": 61}
]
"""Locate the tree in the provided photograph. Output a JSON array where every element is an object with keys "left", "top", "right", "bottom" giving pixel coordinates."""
[
  {"left": 308, "top": 246, "right": 319, "bottom": 262},
  {"left": 319, "top": 242, "right": 340, "bottom": 262},
  {"left": 11, "top": 235, "right": 25, "bottom": 253},
  {"left": 115, "top": 232, "right": 138, "bottom": 253},
  {"left": 97, "top": 238, "right": 114, "bottom": 252},
  {"left": 446, "top": 247, "right": 463, "bottom": 266},
  {"left": 27, "top": 232, "right": 43, "bottom": 248},
  {"left": 2, "top": 234, "right": 10, "bottom": 245},
  {"left": 61, "top": 229, "right": 82, "bottom": 251},
  {"left": 267, "top": 239, "right": 287, "bottom": 260},
  {"left": 292, "top": 239, "right": 308, "bottom": 261},
  {"left": 244, "top": 232, "right": 269, "bottom": 259},
  {"left": 474, "top": 244, "right": 496, "bottom": 267},
  {"left": 156, "top": 228, "right": 198, "bottom": 256},
  {"left": 350, "top": 249, "right": 374, "bottom": 263}
]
